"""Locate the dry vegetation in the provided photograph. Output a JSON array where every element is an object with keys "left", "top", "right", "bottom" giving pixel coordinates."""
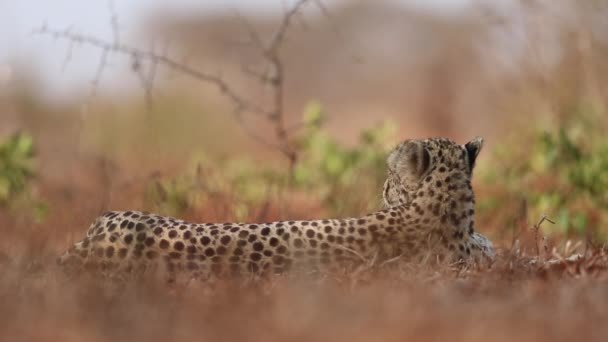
[
  {"left": 2, "top": 0, "right": 608, "bottom": 341},
  {"left": 1, "top": 237, "right": 608, "bottom": 341}
]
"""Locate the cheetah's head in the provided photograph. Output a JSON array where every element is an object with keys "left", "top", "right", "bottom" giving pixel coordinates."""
[
  {"left": 382, "top": 137, "right": 483, "bottom": 208},
  {"left": 382, "top": 137, "right": 494, "bottom": 261}
]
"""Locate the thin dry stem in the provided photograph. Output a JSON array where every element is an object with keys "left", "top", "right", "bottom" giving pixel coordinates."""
[{"left": 533, "top": 214, "right": 556, "bottom": 258}]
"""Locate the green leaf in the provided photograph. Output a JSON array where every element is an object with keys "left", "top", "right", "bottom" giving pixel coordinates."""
[
  {"left": 14, "top": 132, "right": 35, "bottom": 157},
  {"left": 302, "top": 101, "right": 325, "bottom": 128}
]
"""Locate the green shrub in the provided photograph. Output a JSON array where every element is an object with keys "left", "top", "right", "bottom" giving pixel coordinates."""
[
  {"left": 0, "top": 131, "right": 47, "bottom": 222},
  {"left": 293, "top": 101, "right": 396, "bottom": 214},
  {"left": 144, "top": 101, "right": 396, "bottom": 218},
  {"left": 481, "top": 103, "right": 608, "bottom": 238},
  {"left": 0, "top": 132, "right": 36, "bottom": 203},
  {"left": 144, "top": 156, "right": 278, "bottom": 220}
]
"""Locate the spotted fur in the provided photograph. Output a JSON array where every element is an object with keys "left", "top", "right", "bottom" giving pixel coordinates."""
[{"left": 58, "top": 137, "right": 494, "bottom": 278}]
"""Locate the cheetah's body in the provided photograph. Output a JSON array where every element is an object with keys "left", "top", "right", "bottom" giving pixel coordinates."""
[{"left": 59, "top": 137, "right": 495, "bottom": 278}]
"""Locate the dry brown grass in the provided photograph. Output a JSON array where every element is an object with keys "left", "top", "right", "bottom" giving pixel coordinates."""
[{"left": 2, "top": 216, "right": 608, "bottom": 342}]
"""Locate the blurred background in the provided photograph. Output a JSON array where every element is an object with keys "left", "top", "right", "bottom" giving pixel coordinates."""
[{"left": 1, "top": 0, "right": 608, "bottom": 255}]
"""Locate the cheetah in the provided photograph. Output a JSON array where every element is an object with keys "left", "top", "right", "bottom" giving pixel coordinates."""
[{"left": 58, "top": 137, "right": 495, "bottom": 279}]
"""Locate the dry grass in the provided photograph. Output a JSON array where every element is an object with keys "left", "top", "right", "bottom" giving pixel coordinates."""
[{"left": 2, "top": 223, "right": 608, "bottom": 342}]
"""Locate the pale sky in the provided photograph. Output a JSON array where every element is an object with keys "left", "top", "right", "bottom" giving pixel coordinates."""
[{"left": 1, "top": 0, "right": 476, "bottom": 98}]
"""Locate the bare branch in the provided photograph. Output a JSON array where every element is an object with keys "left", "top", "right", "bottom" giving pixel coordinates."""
[
  {"left": 313, "top": 0, "right": 339, "bottom": 35},
  {"left": 107, "top": 0, "right": 120, "bottom": 46},
  {"left": 132, "top": 40, "right": 160, "bottom": 109},
  {"left": 35, "top": 26, "right": 268, "bottom": 117},
  {"left": 233, "top": 10, "right": 264, "bottom": 51},
  {"left": 36, "top": 0, "right": 327, "bottom": 176},
  {"left": 61, "top": 40, "right": 75, "bottom": 72},
  {"left": 231, "top": 0, "right": 317, "bottom": 173},
  {"left": 241, "top": 65, "right": 273, "bottom": 85},
  {"left": 267, "top": 0, "right": 309, "bottom": 54},
  {"left": 90, "top": 48, "right": 109, "bottom": 96}
]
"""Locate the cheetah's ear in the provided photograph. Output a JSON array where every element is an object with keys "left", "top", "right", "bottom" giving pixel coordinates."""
[
  {"left": 388, "top": 140, "right": 431, "bottom": 179},
  {"left": 464, "top": 137, "right": 483, "bottom": 170}
]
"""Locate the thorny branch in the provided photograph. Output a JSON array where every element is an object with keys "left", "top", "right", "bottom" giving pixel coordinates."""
[
  {"left": 234, "top": 0, "right": 312, "bottom": 173},
  {"left": 35, "top": 0, "right": 325, "bottom": 175}
]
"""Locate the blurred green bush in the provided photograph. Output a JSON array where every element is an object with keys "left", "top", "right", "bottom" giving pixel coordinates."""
[
  {"left": 0, "top": 132, "right": 47, "bottom": 222},
  {"left": 145, "top": 101, "right": 396, "bottom": 218},
  {"left": 0, "top": 132, "right": 35, "bottom": 202},
  {"left": 481, "top": 102, "right": 608, "bottom": 239},
  {"left": 293, "top": 101, "right": 396, "bottom": 214}
]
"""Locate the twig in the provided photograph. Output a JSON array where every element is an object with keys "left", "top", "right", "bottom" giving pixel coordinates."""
[
  {"left": 533, "top": 214, "right": 555, "bottom": 257},
  {"left": 61, "top": 39, "right": 75, "bottom": 72},
  {"left": 336, "top": 245, "right": 369, "bottom": 264},
  {"left": 379, "top": 254, "right": 403, "bottom": 268},
  {"left": 132, "top": 42, "right": 158, "bottom": 110},
  {"left": 107, "top": 0, "right": 120, "bottom": 46},
  {"left": 235, "top": 0, "right": 312, "bottom": 175},
  {"left": 90, "top": 48, "right": 109, "bottom": 96}
]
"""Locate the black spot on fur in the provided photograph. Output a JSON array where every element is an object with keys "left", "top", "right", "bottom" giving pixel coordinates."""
[
  {"left": 253, "top": 242, "right": 264, "bottom": 251},
  {"left": 220, "top": 235, "right": 231, "bottom": 245},
  {"left": 250, "top": 253, "right": 262, "bottom": 261},
  {"left": 105, "top": 246, "right": 114, "bottom": 258},
  {"left": 174, "top": 241, "right": 185, "bottom": 251}
]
